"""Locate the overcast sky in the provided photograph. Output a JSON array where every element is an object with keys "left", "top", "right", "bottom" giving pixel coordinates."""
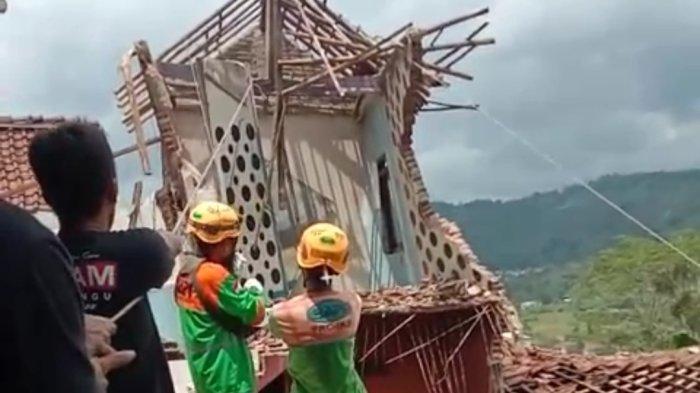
[{"left": 2, "top": 0, "right": 700, "bottom": 204}]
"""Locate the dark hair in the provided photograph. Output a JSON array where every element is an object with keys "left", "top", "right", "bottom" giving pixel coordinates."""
[{"left": 29, "top": 121, "right": 116, "bottom": 228}]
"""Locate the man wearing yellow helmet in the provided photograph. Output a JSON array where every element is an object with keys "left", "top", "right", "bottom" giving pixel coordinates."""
[
  {"left": 268, "top": 223, "right": 367, "bottom": 393},
  {"left": 174, "top": 201, "right": 265, "bottom": 393}
]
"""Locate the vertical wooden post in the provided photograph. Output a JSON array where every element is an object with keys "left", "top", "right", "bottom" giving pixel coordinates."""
[
  {"left": 128, "top": 181, "right": 143, "bottom": 229},
  {"left": 264, "top": 0, "right": 282, "bottom": 87}
]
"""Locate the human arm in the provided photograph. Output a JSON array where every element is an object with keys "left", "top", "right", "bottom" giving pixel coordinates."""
[
  {"left": 120, "top": 229, "right": 176, "bottom": 294},
  {"left": 11, "top": 238, "right": 101, "bottom": 392},
  {"left": 194, "top": 263, "right": 265, "bottom": 325}
]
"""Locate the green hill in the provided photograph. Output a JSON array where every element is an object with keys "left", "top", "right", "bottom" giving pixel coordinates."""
[{"left": 434, "top": 169, "right": 700, "bottom": 271}]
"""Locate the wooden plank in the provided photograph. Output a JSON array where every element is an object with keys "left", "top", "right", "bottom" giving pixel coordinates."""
[{"left": 119, "top": 48, "right": 152, "bottom": 175}]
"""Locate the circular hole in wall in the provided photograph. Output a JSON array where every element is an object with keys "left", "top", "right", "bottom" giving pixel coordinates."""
[
  {"left": 251, "top": 245, "right": 261, "bottom": 259},
  {"left": 244, "top": 144, "right": 250, "bottom": 153},
  {"left": 266, "top": 241, "right": 276, "bottom": 257},
  {"left": 429, "top": 232, "right": 438, "bottom": 247},
  {"left": 221, "top": 156, "right": 231, "bottom": 173},
  {"left": 233, "top": 176, "right": 239, "bottom": 185},
  {"left": 245, "top": 215, "right": 255, "bottom": 231},
  {"left": 255, "top": 274, "right": 265, "bottom": 288},
  {"left": 242, "top": 186, "right": 251, "bottom": 202},
  {"left": 231, "top": 125, "right": 241, "bottom": 142},
  {"left": 256, "top": 183, "right": 265, "bottom": 199},
  {"left": 246, "top": 124, "right": 256, "bottom": 140},
  {"left": 236, "top": 156, "right": 246, "bottom": 172},
  {"left": 444, "top": 244, "right": 453, "bottom": 259},
  {"left": 252, "top": 153, "right": 261, "bottom": 170},
  {"left": 264, "top": 260, "right": 270, "bottom": 269},
  {"left": 215, "top": 126, "right": 225, "bottom": 142},
  {"left": 250, "top": 173, "right": 256, "bottom": 183},
  {"left": 271, "top": 268, "right": 281, "bottom": 284},
  {"left": 437, "top": 258, "right": 445, "bottom": 273},
  {"left": 415, "top": 236, "right": 423, "bottom": 250},
  {"left": 457, "top": 255, "right": 467, "bottom": 270},
  {"left": 262, "top": 212, "right": 272, "bottom": 228},
  {"left": 226, "top": 187, "right": 235, "bottom": 205}
]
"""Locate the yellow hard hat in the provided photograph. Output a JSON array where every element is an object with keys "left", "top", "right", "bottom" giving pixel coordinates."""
[
  {"left": 186, "top": 201, "right": 241, "bottom": 244},
  {"left": 296, "top": 223, "right": 349, "bottom": 274}
]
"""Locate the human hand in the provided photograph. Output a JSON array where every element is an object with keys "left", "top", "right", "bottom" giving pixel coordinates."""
[
  {"left": 158, "top": 230, "right": 185, "bottom": 259},
  {"left": 85, "top": 314, "right": 135, "bottom": 393},
  {"left": 244, "top": 277, "right": 264, "bottom": 294},
  {"left": 91, "top": 347, "right": 136, "bottom": 393},
  {"left": 84, "top": 315, "right": 117, "bottom": 356}
]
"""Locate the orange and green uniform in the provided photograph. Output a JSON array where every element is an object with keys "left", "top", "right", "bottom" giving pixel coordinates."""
[
  {"left": 270, "top": 290, "right": 367, "bottom": 393},
  {"left": 175, "top": 261, "right": 263, "bottom": 393}
]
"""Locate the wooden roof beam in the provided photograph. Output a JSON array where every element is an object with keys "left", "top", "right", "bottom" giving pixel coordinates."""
[
  {"left": 292, "top": 0, "right": 344, "bottom": 96},
  {"left": 419, "top": 7, "right": 489, "bottom": 37},
  {"left": 424, "top": 38, "right": 495, "bottom": 53},
  {"left": 307, "top": 0, "right": 374, "bottom": 47},
  {"left": 282, "top": 22, "right": 411, "bottom": 96},
  {"left": 159, "top": 0, "right": 252, "bottom": 62},
  {"left": 289, "top": 31, "right": 367, "bottom": 50},
  {"left": 185, "top": 1, "right": 261, "bottom": 62},
  {"left": 419, "top": 61, "right": 473, "bottom": 81},
  {"left": 436, "top": 21, "right": 490, "bottom": 65},
  {"left": 264, "top": 0, "right": 283, "bottom": 86}
]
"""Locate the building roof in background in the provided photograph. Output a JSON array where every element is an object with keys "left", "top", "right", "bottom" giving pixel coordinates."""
[
  {"left": 504, "top": 346, "right": 700, "bottom": 392},
  {"left": 0, "top": 116, "right": 70, "bottom": 212}
]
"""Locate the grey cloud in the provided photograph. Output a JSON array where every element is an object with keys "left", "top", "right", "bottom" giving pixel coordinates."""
[{"left": 3, "top": 0, "right": 700, "bottom": 204}]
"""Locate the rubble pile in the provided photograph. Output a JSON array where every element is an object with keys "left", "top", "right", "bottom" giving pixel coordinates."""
[{"left": 360, "top": 279, "right": 498, "bottom": 315}]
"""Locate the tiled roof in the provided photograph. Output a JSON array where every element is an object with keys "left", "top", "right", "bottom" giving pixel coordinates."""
[
  {"left": 0, "top": 116, "right": 70, "bottom": 212},
  {"left": 504, "top": 346, "right": 700, "bottom": 392}
]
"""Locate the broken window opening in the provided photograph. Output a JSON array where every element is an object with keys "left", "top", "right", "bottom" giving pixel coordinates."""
[{"left": 377, "top": 155, "right": 399, "bottom": 254}]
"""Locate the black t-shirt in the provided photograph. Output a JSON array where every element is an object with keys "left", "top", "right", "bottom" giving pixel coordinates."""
[
  {"left": 60, "top": 228, "right": 175, "bottom": 393},
  {"left": 0, "top": 201, "right": 97, "bottom": 393}
]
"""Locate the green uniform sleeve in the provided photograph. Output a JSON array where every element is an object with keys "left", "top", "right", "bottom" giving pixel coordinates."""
[{"left": 195, "top": 262, "right": 263, "bottom": 325}]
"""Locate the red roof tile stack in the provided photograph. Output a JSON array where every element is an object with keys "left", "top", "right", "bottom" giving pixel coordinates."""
[
  {"left": 0, "top": 116, "right": 70, "bottom": 212},
  {"left": 504, "top": 346, "right": 700, "bottom": 392}
]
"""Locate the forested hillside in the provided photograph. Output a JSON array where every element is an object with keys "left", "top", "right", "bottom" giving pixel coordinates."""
[{"left": 435, "top": 169, "right": 700, "bottom": 270}]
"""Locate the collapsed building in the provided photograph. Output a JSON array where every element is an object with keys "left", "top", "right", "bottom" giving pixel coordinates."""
[
  {"left": 5, "top": 2, "right": 693, "bottom": 393},
  {"left": 114, "top": 0, "right": 519, "bottom": 391}
]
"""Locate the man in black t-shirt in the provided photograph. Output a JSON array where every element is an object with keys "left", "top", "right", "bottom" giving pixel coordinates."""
[
  {"left": 29, "top": 121, "right": 177, "bottom": 393},
  {"left": 0, "top": 200, "right": 134, "bottom": 392}
]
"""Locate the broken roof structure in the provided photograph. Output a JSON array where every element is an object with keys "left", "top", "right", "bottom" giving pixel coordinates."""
[{"left": 114, "top": 0, "right": 519, "bottom": 391}]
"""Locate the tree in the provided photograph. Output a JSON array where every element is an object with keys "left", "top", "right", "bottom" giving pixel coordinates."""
[{"left": 571, "top": 231, "right": 700, "bottom": 351}]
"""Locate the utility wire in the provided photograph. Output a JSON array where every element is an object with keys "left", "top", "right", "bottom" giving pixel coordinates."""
[{"left": 477, "top": 106, "right": 700, "bottom": 271}]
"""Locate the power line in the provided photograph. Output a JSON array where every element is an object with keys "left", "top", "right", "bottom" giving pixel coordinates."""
[{"left": 476, "top": 106, "right": 700, "bottom": 271}]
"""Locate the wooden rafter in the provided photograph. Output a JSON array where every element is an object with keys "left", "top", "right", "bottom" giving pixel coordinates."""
[
  {"left": 292, "top": 0, "right": 344, "bottom": 96},
  {"left": 419, "top": 7, "right": 489, "bottom": 37},
  {"left": 424, "top": 38, "right": 495, "bottom": 53},
  {"left": 281, "top": 22, "right": 411, "bottom": 96},
  {"left": 436, "top": 21, "right": 489, "bottom": 65}
]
